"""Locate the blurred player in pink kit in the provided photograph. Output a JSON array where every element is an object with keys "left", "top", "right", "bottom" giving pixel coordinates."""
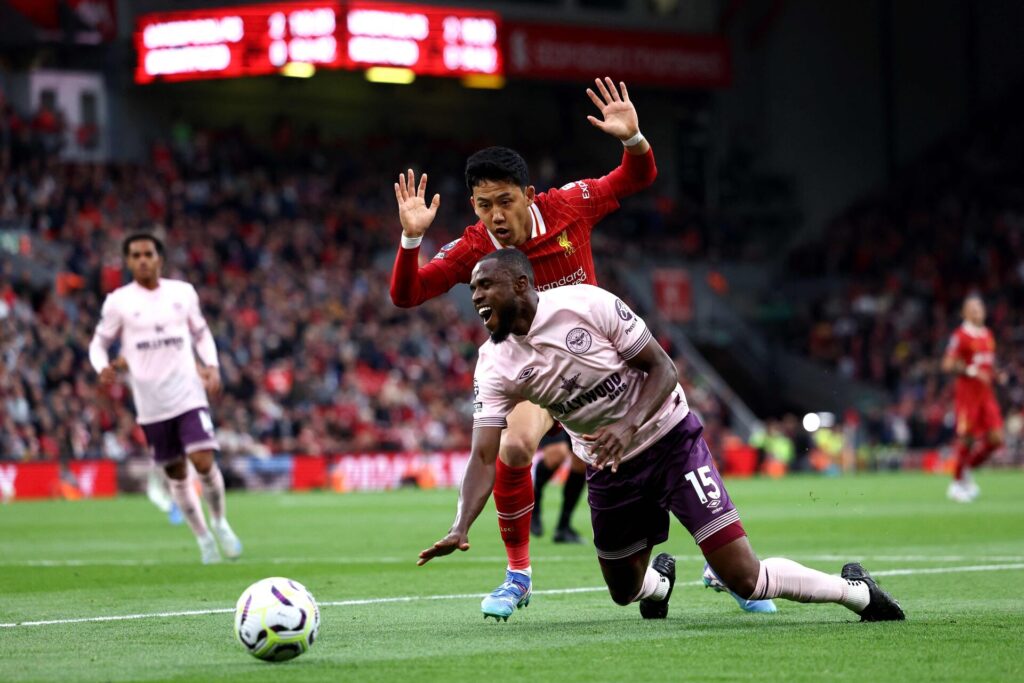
[
  {"left": 418, "top": 249, "right": 905, "bottom": 624},
  {"left": 89, "top": 234, "right": 241, "bottom": 564},
  {"left": 942, "top": 295, "right": 1006, "bottom": 502}
]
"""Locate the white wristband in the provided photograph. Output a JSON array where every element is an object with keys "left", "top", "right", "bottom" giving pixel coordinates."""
[
  {"left": 965, "top": 364, "right": 978, "bottom": 377},
  {"left": 401, "top": 234, "right": 423, "bottom": 249},
  {"left": 621, "top": 131, "right": 645, "bottom": 147}
]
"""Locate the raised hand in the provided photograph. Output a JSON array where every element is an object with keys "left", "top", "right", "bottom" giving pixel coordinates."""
[
  {"left": 586, "top": 77, "right": 640, "bottom": 142},
  {"left": 395, "top": 169, "right": 441, "bottom": 239},
  {"left": 417, "top": 529, "right": 470, "bottom": 566}
]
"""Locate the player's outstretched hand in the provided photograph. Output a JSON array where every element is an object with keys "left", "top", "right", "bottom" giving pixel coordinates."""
[
  {"left": 417, "top": 530, "right": 470, "bottom": 566},
  {"left": 395, "top": 169, "right": 441, "bottom": 239},
  {"left": 583, "top": 423, "right": 638, "bottom": 473},
  {"left": 586, "top": 77, "right": 640, "bottom": 142}
]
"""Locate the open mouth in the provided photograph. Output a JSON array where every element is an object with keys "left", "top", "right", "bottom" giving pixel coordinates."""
[
  {"left": 478, "top": 306, "right": 493, "bottom": 323},
  {"left": 494, "top": 228, "right": 511, "bottom": 241}
]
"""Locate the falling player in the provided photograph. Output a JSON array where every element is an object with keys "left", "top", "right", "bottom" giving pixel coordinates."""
[
  {"left": 391, "top": 76, "right": 666, "bottom": 620},
  {"left": 89, "top": 234, "right": 242, "bottom": 563},
  {"left": 941, "top": 295, "right": 1006, "bottom": 502},
  {"left": 418, "top": 250, "right": 905, "bottom": 624}
]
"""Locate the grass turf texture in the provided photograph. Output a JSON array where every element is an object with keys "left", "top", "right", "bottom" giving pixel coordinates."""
[{"left": 1, "top": 471, "right": 1022, "bottom": 682}]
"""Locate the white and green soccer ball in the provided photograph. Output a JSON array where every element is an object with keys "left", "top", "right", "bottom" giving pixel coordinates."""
[{"left": 234, "top": 577, "right": 320, "bottom": 662}]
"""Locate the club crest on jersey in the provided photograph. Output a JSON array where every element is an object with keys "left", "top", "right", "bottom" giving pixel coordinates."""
[
  {"left": 433, "top": 239, "right": 461, "bottom": 260},
  {"left": 517, "top": 367, "right": 538, "bottom": 382},
  {"left": 557, "top": 230, "right": 575, "bottom": 257},
  {"left": 566, "top": 328, "right": 592, "bottom": 354},
  {"left": 615, "top": 300, "right": 634, "bottom": 321},
  {"left": 559, "top": 372, "right": 581, "bottom": 394}
]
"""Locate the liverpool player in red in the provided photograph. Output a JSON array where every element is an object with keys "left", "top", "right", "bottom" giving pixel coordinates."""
[
  {"left": 941, "top": 295, "right": 1006, "bottom": 502},
  {"left": 391, "top": 77, "right": 657, "bottom": 620}
]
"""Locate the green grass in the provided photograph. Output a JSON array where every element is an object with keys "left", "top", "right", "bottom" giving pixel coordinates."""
[{"left": 1, "top": 471, "right": 1023, "bottom": 682}]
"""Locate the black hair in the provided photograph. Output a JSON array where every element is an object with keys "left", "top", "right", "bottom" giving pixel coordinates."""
[
  {"left": 122, "top": 233, "right": 165, "bottom": 257},
  {"left": 465, "top": 147, "right": 530, "bottom": 191},
  {"left": 477, "top": 248, "right": 535, "bottom": 286}
]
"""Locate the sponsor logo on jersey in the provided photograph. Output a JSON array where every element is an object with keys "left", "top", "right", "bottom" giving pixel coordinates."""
[
  {"left": 614, "top": 299, "right": 633, "bottom": 322},
  {"left": 135, "top": 336, "right": 185, "bottom": 351},
  {"left": 548, "top": 372, "right": 628, "bottom": 417},
  {"left": 518, "top": 367, "right": 538, "bottom": 382},
  {"left": 559, "top": 372, "right": 581, "bottom": 394},
  {"left": 536, "top": 267, "right": 587, "bottom": 292},
  {"left": 433, "top": 239, "right": 461, "bottom": 260},
  {"left": 557, "top": 230, "right": 576, "bottom": 257},
  {"left": 566, "top": 328, "right": 592, "bottom": 354},
  {"left": 559, "top": 180, "right": 590, "bottom": 199}
]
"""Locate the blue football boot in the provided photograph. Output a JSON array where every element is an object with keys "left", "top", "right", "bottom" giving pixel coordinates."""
[{"left": 481, "top": 569, "right": 532, "bottom": 621}]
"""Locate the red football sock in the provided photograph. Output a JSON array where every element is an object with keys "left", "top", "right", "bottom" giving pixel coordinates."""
[
  {"left": 969, "top": 441, "right": 998, "bottom": 469},
  {"left": 953, "top": 442, "right": 971, "bottom": 481},
  {"left": 493, "top": 459, "right": 533, "bottom": 571}
]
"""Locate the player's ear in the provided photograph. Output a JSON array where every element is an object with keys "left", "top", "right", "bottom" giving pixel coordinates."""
[{"left": 524, "top": 186, "right": 536, "bottom": 204}]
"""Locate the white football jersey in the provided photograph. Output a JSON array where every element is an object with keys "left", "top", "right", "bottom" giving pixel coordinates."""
[
  {"left": 90, "top": 279, "right": 214, "bottom": 424},
  {"left": 473, "top": 284, "right": 689, "bottom": 466}
]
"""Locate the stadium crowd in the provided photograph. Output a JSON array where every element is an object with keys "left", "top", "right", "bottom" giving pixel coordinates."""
[
  {"left": 783, "top": 101, "right": 1024, "bottom": 460},
  {"left": 0, "top": 96, "right": 733, "bottom": 463}
]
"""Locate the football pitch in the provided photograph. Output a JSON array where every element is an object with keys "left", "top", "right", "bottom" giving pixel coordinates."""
[{"left": 2, "top": 471, "right": 1023, "bottom": 682}]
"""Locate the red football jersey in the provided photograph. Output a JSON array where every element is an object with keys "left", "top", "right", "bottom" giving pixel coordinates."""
[
  {"left": 945, "top": 323, "right": 997, "bottom": 403},
  {"left": 390, "top": 149, "right": 657, "bottom": 307}
]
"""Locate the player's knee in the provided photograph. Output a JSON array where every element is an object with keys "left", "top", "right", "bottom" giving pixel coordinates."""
[
  {"left": 607, "top": 584, "right": 637, "bottom": 606},
  {"left": 164, "top": 460, "right": 187, "bottom": 480},
  {"left": 499, "top": 436, "right": 536, "bottom": 468},
  {"left": 189, "top": 450, "right": 214, "bottom": 475}
]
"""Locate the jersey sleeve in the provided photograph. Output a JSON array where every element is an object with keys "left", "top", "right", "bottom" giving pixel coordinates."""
[
  {"left": 88, "top": 294, "right": 121, "bottom": 372},
  {"left": 389, "top": 232, "right": 484, "bottom": 308},
  {"left": 547, "top": 149, "right": 657, "bottom": 229},
  {"left": 471, "top": 352, "right": 518, "bottom": 430},
  {"left": 588, "top": 287, "right": 653, "bottom": 361}
]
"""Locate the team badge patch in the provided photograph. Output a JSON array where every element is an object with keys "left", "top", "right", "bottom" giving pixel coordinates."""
[
  {"left": 433, "top": 239, "right": 461, "bottom": 260},
  {"left": 615, "top": 299, "right": 634, "bottom": 321},
  {"left": 557, "top": 230, "right": 575, "bottom": 257},
  {"left": 566, "top": 328, "right": 592, "bottom": 354}
]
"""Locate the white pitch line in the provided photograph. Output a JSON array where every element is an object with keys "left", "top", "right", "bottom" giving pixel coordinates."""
[
  {"left": 2, "top": 563, "right": 1024, "bottom": 629},
  {"left": 2, "top": 554, "right": 1022, "bottom": 568}
]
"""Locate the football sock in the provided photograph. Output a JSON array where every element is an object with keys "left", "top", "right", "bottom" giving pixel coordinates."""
[
  {"left": 168, "top": 476, "right": 209, "bottom": 538},
  {"left": 953, "top": 442, "right": 972, "bottom": 481},
  {"left": 198, "top": 464, "right": 227, "bottom": 522},
  {"left": 748, "top": 558, "right": 870, "bottom": 613},
  {"left": 635, "top": 566, "right": 671, "bottom": 602},
  {"left": 494, "top": 459, "right": 533, "bottom": 571},
  {"left": 969, "top": 441, "right": 998, "bottom": 469},
  {"left": 146, "top": 467, "right": 173, "bottom": 514},
  {"left": 558, "top": 469, "right": 586, "bottom": 530},
  {"left": 533, "top": 460, "right": 556, "bottom": 519}
]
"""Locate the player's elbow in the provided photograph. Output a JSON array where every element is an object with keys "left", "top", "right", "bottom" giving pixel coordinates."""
[{"left": 389, "top": 287, "right": 416, "bottom": 309}]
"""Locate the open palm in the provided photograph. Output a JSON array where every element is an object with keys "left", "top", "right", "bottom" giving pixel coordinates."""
[
  {"left": 395, "top": 169, "right": 441, "bottom": 238},
  {"left": 586, "top": 77, "right": 640, "bottom": 141}
]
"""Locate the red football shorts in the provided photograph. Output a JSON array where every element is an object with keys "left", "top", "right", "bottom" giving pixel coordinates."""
[{"left": 955, "top": 393, "right": 1004, "bottom": 438}]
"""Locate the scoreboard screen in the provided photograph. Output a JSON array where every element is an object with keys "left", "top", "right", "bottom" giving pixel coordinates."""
[{"left": 135, "top": 1, "right": 502, "bottom": 84}]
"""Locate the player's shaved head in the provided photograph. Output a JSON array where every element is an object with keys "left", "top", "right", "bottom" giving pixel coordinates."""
[
  {"left": 477, "top": 249, "right": 535, "bottom": 287},
  {"left": 465, "top": 147, "right": 530, "bottom": 190}
]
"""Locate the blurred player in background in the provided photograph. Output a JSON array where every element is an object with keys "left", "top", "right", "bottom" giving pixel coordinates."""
[
  {"left": 89, "top": 234, "right": 241, "bottom": 564},
  {"left": 418, "top": 251, "right": 905, "bottom": 623},
  {"left": 942, "top": 295, "right": 1005, "bottom": 502},
  {"left": 391, "top": 77, "right": 658, "bottom": 620},
  {"left": 531, "top": 427, "right": 587, "bottom": 544}
]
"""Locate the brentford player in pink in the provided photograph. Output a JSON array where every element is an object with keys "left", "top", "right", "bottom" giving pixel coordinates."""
[
  {"left": 391, "top": 78, "right": 658, "bottom": 619},
  {"left": 941, "top": 295, "right": 1006, "bottom": 502},
  {"left": 89, "top": 234, "right": 242, "bottom": 564},
  {"left": 418, "top": 249, "right": 905, "bottom": 624}
]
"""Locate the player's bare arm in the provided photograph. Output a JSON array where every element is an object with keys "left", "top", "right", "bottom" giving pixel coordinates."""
[
  {"left": 585, "top": 337, "right": 678, "bottom": 473},
  {"left": 586, "top": 77, "right": 650, "bottom": 155},
  {"left": 395, "top": 168, "right": 441, "bottom": 239},
  {"left": 417, "top": 425, "right": 502, "bottom": 565}
]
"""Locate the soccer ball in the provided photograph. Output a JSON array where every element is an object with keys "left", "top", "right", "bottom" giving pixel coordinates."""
[{"left": 234, "top": 577, "right": 320, "bottom": 662}]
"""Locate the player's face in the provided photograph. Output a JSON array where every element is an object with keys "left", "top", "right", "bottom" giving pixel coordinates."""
[
  {"left": 963, "top": 298, "right": 985, "bottom": 326},
  {"left": 470, "top": 260, "right": 521, "bottom": 343},
  {"left": 471, "top": 181, "right": 536, "bottom": 247},
  {"left": 126, "top": 240, "right": 162, "bottom": 284}
]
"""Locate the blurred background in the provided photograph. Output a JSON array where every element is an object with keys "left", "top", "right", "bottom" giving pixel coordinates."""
[{"left": 1, "top": 0, "right": 1022, "bottom": 498}]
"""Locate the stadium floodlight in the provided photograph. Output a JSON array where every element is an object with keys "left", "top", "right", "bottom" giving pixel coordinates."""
[{"left": 365, "top": 66, "right": 416, "bottom": 84}]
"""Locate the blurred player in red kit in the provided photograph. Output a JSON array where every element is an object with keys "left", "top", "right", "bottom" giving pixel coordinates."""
[
  {"left": 941, "top": 295, "right": 1005, "bottom": 502},
  {"left": 389, "top": 77, "right": 657, "bottom": 620}
]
